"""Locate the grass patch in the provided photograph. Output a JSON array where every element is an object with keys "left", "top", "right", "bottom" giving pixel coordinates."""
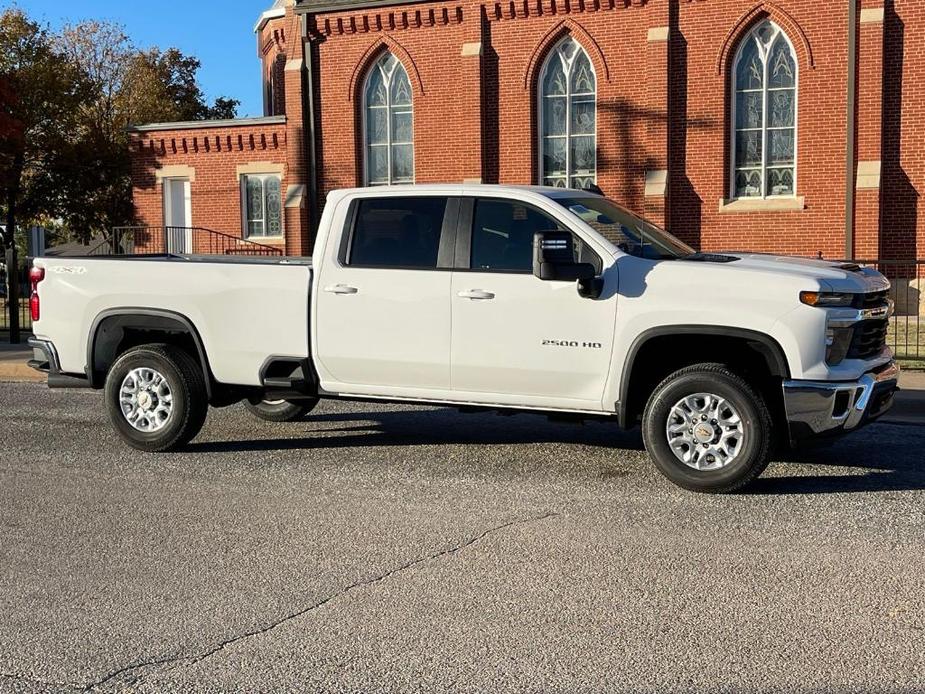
[{"left": 888, "top": 316, "right": 925, "bottom": 362}]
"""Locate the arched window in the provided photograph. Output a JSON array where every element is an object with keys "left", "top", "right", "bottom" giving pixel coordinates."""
[
  {"left": 363, "top": 52, "right": 414, "bottom": 186},
  {"left": 731, "top": 20, "right": 798, "bottom": 198},
  {"left": 539, "top": 36, "right": 597, "bottom": 189}
]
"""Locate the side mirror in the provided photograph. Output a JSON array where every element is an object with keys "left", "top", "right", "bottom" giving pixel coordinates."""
[{"left": 533, "top": 231, "right": 596, "bottom": 282}]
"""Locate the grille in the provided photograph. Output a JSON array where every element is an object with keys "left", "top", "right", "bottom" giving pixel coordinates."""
[
  {"left": 854, "top": 290, "right": 890, "bottom": 310},
  {"left": 847, "top": 319, "right": 889, "bottom": 360}
]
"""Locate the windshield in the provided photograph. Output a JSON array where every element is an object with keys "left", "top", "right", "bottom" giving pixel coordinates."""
[{"left": 555, "top": 197, "right": 695, "bottom": 260}]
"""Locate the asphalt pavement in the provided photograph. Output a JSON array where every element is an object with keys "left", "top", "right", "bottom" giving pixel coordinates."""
[{"left": 1, "top": 382, "right": 923, "bottom": 693}]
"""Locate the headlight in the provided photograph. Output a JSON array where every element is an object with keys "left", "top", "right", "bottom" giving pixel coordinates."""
[
  {"left": 825, "top": 326, "right": 853, "bottom": 365},
  {"left": 800, "top": 291, "right": 856, "bottom": 307}
]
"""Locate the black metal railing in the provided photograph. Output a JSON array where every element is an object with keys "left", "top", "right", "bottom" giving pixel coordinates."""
[
  {"left": 1, "top": 257, "right": 32, "bottom": 336},
  {"left": 848, "top": 259, "right": 925, "bottom": 366},
  {"left": 108, "top": 226, "right": 285, "bottom": 257}
]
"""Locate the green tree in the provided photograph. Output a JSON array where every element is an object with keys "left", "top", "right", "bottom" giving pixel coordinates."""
[
  {"left": 0, "top": 8, "right": 87, "bottom": 252},
  {"left": 55, "top": 21, "right": 241, "bottom": 241}
]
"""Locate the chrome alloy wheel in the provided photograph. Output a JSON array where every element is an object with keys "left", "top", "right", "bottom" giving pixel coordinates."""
[
  {"left": 119, "top": 367, "right": 174, "bottom": 433},
  {"left": 665, "top": 392, "right": 746, "bottom": 471}
]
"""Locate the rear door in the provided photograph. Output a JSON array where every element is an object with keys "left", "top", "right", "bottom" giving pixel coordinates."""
[
  {"left": 314, "top": 194, "right": 457, "bottom": 392},
  {"left": 450, "top": 196, "right": 617, "bottom": 410}
]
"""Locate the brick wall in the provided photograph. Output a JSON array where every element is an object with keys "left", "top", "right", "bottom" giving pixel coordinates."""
[
  {"left": 130, "top": 121, "right": 289, "bottom": 250},
  {"left": 129, "top": 0, "right": 925, "bottom": 262},
  {"left": 881, "top": 0, "right": 924, "bottom": 261}
]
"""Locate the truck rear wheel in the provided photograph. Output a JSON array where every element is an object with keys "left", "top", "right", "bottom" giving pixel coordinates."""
[
  {"left": 104, "top": 344, "right": 208, "bottom": 452},
  {"left": 245, "top": 398, "right": 319, "bottom": 422},
  {"left": 642, "top": 363, "right": 772, "bottom": 493}
]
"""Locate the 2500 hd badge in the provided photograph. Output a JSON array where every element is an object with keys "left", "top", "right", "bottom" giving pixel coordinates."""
[{"left": 542, "top": 339, "right": 604, "bottom": 349}]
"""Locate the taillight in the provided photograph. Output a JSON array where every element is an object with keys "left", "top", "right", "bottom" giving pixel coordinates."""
[{"left": 29, "top": 266, "right": 44, "bottom": 322}]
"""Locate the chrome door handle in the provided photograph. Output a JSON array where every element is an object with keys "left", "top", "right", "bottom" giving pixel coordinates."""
[
  {"left": 324, "top": 284, "right": 358, "bottom": 295},
  {"left": 457, "top": 289, "right": 495, "bottom": 300}
]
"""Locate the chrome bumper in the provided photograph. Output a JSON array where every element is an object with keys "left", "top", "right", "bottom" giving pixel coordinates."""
[{"left": 782, "top": 361, "right": 900, "bottom": 443}]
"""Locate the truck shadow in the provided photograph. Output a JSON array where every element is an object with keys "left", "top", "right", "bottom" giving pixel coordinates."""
[
  {"left": 189, "top": 409, "right": 925, "bottom": 494},
  {"left": 192, "top": 406, "right": 646, "bottom": 452},
  {"left": 749, "top": 423, "right": 925, "bottom": 495}
]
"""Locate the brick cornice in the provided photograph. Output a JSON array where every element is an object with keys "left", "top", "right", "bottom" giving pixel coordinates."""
[
  {"left": 310, "top": 5, "right": 462, "bottom": 38},
  {"left": 487, "top": 0, "right": 640, "bottom": 24}
]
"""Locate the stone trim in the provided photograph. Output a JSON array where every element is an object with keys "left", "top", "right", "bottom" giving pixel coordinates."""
[
  {"left": 128, "top": 116, "right": 286, "bottom": 133},
  {"left": 462, "top": 177, "right": 483, "bottom": 184},
  {"left": 285, "top": 184, "right": 307, "bottom": 208},
  {"left": 461, "top": 42, "right": 482, "bottom": 57},
  {"left": 856, "top": 160, "right": 882, "bottom": 189},
  {"left": 254, "top": 7, "right": 286, "bottom": 33},
  {"left": 644, "top": 170, "right": 668, "bottom": 197},
  {"left": 647, "top": 27, "right": 669, "bottom": 43},
  {"left": 155, "top": 165, "right": 196, "bottom": 182},
  {"left": 718, "top": 197, "right": 806, "bottom": 213},
  {"left": 860, "top": 8, "right": 885, "bottom": 24},
  {"left": 285, "top": 58, "right": 305, "bottom": 72},
  {"left": 236, "top": 162, "right": 286, "bottom": 179}
]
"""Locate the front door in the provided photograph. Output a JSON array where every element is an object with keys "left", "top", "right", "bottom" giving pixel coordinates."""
[
  {"left": 163, "top": 178, "right": 192, "bottom": 253},
  {"left": 315, "top": 194, "right": 455, "bottom": 393},
  {"left": 450, "top": 197, "right": 617, "bottom": 410}
]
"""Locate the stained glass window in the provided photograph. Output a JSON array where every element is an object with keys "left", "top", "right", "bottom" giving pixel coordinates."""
[
  {"left": 540, "top": 37, "right": 597, "bottom": 189},
  {"left": 242, "top": 174, "right": 283, "bottom": 237},
  {"left": 364, "top": 52, "right": 414, "bottom": 185},
  {"left": 732, "top": 20, "right": 798, "bottom": 198}
]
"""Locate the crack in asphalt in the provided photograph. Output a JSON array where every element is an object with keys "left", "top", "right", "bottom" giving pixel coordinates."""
[
  {"left": 80, "top": 511, "right": 559, "bottom": 691},
  {"left": 0, "top": 670, "right": 83, "bottom": 691}
]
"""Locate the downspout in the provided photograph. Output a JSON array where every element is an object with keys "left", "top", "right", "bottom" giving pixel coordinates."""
[
  {"left": 302, "top": 13, "right": 321, "bottom": 233},
  {"left": 844, "top": 0, "right": 858, "bottom": 259}
]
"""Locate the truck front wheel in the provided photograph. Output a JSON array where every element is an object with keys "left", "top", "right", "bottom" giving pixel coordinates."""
[
  {"left": 642, "top": 363, "right": 772, "bottom": 493},
  {"left": 104, "top": 344, "right": 208, "bottom": 452},
  {"left": 245, "top": 398, "right": 319, "bottom": 422}
]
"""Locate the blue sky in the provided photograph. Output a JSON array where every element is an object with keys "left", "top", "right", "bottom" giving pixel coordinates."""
[{"left": 13, "top": 0, "right": 269, "bottom": 117}]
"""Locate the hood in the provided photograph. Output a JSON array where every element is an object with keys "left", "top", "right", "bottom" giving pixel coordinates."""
[{"left": 706, "top": 253, "right": 891, "bottom": 293}]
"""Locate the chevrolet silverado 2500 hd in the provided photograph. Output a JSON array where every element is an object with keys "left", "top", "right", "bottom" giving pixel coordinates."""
[{"left": 27, "top": 185, "right": 899, "bottom": 492}]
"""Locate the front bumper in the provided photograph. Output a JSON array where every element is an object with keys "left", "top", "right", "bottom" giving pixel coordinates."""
[{"left": 783, "top": 360, "right": 900, "bottom": 444}]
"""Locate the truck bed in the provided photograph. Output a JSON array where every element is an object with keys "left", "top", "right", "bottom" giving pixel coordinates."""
[{"left": 33, "top": 255, "right": 313, "bottom": 387}]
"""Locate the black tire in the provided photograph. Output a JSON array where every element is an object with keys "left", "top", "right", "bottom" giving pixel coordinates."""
[
  {"left": 244, "top": 398, "right": 319, "bottom": 423},
  {"left": 642, "top": 363, "right": 772, "bottom": 493},
  {"left": 104, "top": 344, "right": 208, "bottom": 452}
]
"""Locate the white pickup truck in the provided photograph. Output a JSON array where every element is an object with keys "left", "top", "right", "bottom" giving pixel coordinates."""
[{"left": 28, "top": 184, "right": 899, "bottom": 492}]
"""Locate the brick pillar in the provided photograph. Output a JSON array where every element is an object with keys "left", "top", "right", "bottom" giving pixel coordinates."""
[
  {"left": 854, "top": 3, "right": 885, "bottom": 259},
  {"left": 644, "top": 24, "right": 670, "bottom": 226},
  {"left": 282, "top": 4, "right": 311, "bottom": 256},
  {"left": 459, "top": 39, "right": 484, "bottom": 183}
]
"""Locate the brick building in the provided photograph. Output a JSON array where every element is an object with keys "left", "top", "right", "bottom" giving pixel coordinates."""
[{"left": 129, "top": 0, "right": 924, "bottom": 261}]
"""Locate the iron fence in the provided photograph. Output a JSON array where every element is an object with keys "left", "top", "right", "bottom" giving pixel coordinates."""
[
  {"left": 1, "top": 256, "right": 32, "bottom": 337},
  {"left": 849, "top": 259, "right": 925, "bottom": 365},
  {"left": 108, "top": 226, "right": 284, "bottom": 257}
]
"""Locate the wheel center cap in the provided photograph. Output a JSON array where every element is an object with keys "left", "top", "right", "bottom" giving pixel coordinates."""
[
  {"left": 138, "top": 392, "right": 153, "bottom": 410},
  {"left": 694, "top": 424, "right": 715, "bottom": 443}
]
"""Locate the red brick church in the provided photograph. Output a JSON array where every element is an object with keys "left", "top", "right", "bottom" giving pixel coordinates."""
[{"left": 129, "top": 0, "right": 923, "bottom": 261}]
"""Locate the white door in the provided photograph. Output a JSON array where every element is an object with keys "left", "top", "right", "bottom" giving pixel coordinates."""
[
  {"left": 451, "top": 197, "right": 617, "bottom": 410},
  {"left": 163, "top": 178, "right": 192, "bottom": 253},
  {"left": 315, "top": 195, "right": 453, "bottom": 392}
]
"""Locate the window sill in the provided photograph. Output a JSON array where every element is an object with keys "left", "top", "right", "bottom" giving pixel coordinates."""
[
  {"left": 718, "top": 197, "right": 805, "bottom": 214},
  {"left": 246, "top": 236, "right": 286, "bottom": 244}
]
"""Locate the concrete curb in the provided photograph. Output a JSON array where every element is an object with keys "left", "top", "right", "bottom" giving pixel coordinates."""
[{"left": 0, "top": 346, "right": 44, "bottom": 383}]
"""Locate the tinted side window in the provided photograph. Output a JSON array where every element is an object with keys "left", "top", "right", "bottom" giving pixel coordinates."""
[
  {"left": 349, "top": 197, "right": 448, "bottom": 268},
  {"left": 469, "top": 198, "right": 602, "bottom": 273},
  {"left": 470, "top": 199, "right": 565, "bottom": 272}
]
